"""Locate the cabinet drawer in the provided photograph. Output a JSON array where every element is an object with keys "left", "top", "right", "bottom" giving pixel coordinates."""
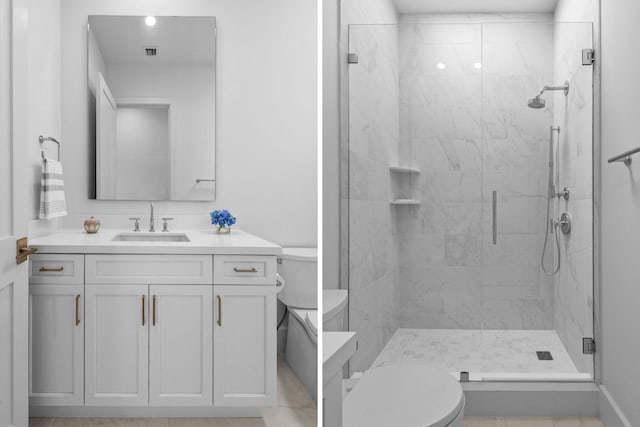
[
  {"left": 86, "top": 255, "right": 213, "bottom": 284},
  {"left": 30, "top": 254, "right": 84, "bottom": 284},
  {"left": 213, "top": 255, "right": 276, "bottom": 285}
]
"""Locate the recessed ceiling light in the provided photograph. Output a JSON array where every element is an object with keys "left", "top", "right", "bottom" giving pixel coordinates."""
[
  {"left": 474, "top": 62, "right": 482, "bottom": 69},
  {"left": 145, "top": 16, "right": 156, "bottom": 26},
  {"left": 436, "top": 62, "right": 446, "bottom": 70}
]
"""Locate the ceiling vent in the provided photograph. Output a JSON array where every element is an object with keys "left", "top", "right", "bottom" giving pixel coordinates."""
[{"left": 144, "top": 47, "right": 158, "bottom": 56}]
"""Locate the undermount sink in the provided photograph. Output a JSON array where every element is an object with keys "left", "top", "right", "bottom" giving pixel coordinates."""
[{"left": 112, "top": 233, "right": 191, "bottom": 243}]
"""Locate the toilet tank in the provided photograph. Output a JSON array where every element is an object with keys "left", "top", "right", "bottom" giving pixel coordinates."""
[{"left": 277, "top": 247, "right": 317, "bottom": 309}]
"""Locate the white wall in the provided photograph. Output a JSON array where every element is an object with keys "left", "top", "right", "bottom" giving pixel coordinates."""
[
  {"left": 87, "top": 29, "right": 105, "bottom": 95},
  {"left": 115, "top": 107, "right": 170, "bottom": 200},
  {"left": 600, "top": 1, "right": 640, "bottom": 425},
  {"left": 15, "top": 0, "right": 63, "bottom": 237},
  {"left": 60, "top": 0, "right": 317, "bottom": 247}
]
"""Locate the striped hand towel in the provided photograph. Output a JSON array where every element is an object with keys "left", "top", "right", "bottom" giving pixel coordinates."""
[{"left": 39, "top": 157, "right": 68, "bottom": 220}]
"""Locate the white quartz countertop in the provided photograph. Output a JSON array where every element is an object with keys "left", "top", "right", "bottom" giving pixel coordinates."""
[{"left": 30, "top": 228, "right": 281, "bottom": 255}]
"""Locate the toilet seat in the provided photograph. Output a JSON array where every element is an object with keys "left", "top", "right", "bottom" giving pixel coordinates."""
[{"left": 344, "top": 365, "right": 465, "bottom": 427}]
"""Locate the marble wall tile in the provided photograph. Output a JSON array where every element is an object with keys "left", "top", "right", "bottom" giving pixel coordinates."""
[
  {"left": 399, "top": 261, "right": 483, "bottom": 328},
  {"left": 399, "top": 14, "right": 553, "bottom": 25},
  {"left": 397, "top": 21, "right": 556, "bottom": 330},
  {"left": 482, "top": 23, "right": 555, "bottom": 330},
  {"left": 349, "top": 268, "right": 400, "bottom": 372},
  {"left": 482, "top": 297, "right": 554, "bottom": 330},
  {"left": 482, "top": 234, "right": 552, "bottom": 289},
  {"left": 396, "top": 200, "right": 481, "bottom": 237}
]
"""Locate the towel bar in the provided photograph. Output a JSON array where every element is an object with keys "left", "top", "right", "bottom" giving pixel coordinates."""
[
  {"left": 608, "top": 146, "right": 640, "bottom": 166},
  {"left": 39, "top": 135, "right": 61, "bottom": 160}
]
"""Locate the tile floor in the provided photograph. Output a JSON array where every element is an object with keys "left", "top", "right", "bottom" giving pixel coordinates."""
[
  {"left": 460, "top": 418, "right": 602, "bottom": 427},
  {"left": 29, "top": 358, "right": 316, "bottom": 427},
  {"left": 27, "top": 355, "right": 604, "bottom": 427},
  {"left": 372, "top": 329, "right": 586, "bottom": 377}
]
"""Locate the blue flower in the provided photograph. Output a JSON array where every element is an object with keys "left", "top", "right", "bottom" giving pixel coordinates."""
[{"left": 210, "top": 209, "right": 236, "bottom": 227}]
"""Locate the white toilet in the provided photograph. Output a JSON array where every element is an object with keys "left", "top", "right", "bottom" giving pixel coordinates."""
[
  {"left": 344, "top": 365, "right": 465, "bottom": 427},
  {"left": 277, "top": 247, "right": 348, "bottom": 401}
]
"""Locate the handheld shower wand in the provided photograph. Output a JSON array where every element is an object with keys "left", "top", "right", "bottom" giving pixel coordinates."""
[{"left": 541, "top": 126, "right": 561, "bottom": 276}]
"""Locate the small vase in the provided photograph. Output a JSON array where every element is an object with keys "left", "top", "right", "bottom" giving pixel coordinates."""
[
  {"left": 215, "top": 225, "right": 231, "bottom": 234},
  {"left": 83, "top": 216, "right": 101, "bottom": 234}
]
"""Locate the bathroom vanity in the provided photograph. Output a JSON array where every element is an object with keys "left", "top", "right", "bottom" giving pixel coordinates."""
[{"left": 27, "top": 229, "right": 279, "bottom": 417}]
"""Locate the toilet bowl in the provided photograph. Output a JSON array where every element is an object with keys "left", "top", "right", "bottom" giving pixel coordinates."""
[
  {"left": 277, "top": 247, "right": 348, "bottom": 401},
  {"left": 344, "top": 365, "right": 465, "bottom": 427}
]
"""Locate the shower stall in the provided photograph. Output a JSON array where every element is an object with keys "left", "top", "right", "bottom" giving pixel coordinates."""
[{"left": 345, "top": 20, "right": 594, "bottom": 382}]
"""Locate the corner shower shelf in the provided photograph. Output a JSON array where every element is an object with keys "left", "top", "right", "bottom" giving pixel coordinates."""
[
  {"left": 390, "top": 165, "right": 420, "bottom": 205},
  {"left": 390, "top": 199, "right": 421, "bottom": 205},
  {"left": 389, "top": 165, "right": 420, "bottom": 174}
]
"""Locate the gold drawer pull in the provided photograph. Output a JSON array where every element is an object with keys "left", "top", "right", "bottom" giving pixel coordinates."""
[
  {"left": 233, "top": 267, "right": 257, "bottom": 273},
  {"left": 142, "top": 295, "right": 146, "bottom": 326},
  {"left": 217, "top": 295, "right": 222, "bottom": 326},
  {"left": 75, "top": 295, "right": 80, "bottom": 326},
  {"left": 39, "top": 266, "right": 64, "bottom": 272},
  {"left": 152, "top": 295, "right": 157, "bottom": 326}
]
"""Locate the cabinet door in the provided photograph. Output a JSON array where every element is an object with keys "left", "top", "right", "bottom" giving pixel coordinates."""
[
  {"left": 149, "top": 285, "right": 213, "bottom": 406},
  {"left": 85, "top": 285, "right": 148, "bottom": 406},
  {"left": 213, "top": 285, "right": 276, "bottom": 407},
  {"left": 29, "top": 284, "right": 84, "bottom": 406}
]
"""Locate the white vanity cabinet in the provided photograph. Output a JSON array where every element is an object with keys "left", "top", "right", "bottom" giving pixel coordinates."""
[
  {"left": 28, "top": 232, "right": 281, "bottom": 416},
  {"left": 84, "top": 284, "right": 149, "bottom": 406},
  {"left": 29, "top": 254, "right": 84, "bottom": 407},
  {"left": 213, "top": 255, "right": 277, "bottom": 407},
  {"left": 84, "top": 284, "right": 213, "bottom": 407},
  {"left": 149, "top": 284, "right": 213, "bottom": 406},
  {"left": 84, "top": 255, "right": 214, "bottom": 407}
]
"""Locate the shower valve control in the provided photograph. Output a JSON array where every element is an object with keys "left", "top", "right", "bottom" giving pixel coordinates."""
[
  {"left": 556, "top": 187, "right": 570, "bottom": 201},
  {"left": 559, "top": 212, "right": 572, "bottom": 235}
]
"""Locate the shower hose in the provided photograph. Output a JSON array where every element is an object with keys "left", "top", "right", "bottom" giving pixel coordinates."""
[{"left": 541, "top": 125, "right": 561, "bottom": 276}]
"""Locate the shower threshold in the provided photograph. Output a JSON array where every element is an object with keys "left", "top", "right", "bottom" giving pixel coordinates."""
[{"left": 369, "top": 329, "right": 592, "bottom": 382}]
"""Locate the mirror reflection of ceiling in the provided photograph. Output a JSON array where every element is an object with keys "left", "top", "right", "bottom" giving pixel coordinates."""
[
  {"left": 391, "top": 0, "right": 559, "bottom": 13},
  {"left": 89, "top": 16, "right": 215, "bottom": 65}
]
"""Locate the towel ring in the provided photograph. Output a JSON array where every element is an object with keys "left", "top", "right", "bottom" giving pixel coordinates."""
[{"left": 39, "top": 135, "right": 61, "bottom": 160}]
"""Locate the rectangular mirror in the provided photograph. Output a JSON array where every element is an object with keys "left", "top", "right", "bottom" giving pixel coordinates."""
[{"left": 88, "top": 15, "right": 216, "bottom": 201}]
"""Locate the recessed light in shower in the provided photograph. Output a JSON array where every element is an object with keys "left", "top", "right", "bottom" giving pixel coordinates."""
[
  {"left": 145, "top": 16, "right": 156, "bottom": 26},
  {"left": 436, "top": 62, "right": 446, "bottom": 70},
  {"left": 473, "top": 62, "right": 482, "bottom": 69}
]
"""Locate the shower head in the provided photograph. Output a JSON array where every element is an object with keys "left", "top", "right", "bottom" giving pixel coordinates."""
[
  {"left": 528, "top": 96, "right": 546, "bottom": 109},
  {"left": 527, "top": 80, "right": 570, "bottom": 109}
]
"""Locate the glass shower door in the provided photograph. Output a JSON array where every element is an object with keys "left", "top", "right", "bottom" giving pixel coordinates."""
[
  {"left": 395, "top": 23, "right": 484, "bottom": 331},
  {"left": 480, "top": 22, "right": 594, "bottom": 379},
  {"left": 346, "top": 21, "right": 594, "bottom": 382},
  {"left": 347, "top": 24, "right": 402, "bottom": 375}
]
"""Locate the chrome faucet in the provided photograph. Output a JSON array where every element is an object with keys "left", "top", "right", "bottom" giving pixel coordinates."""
[{"left": 149, "top": 202, "right": 155, "bottom": 232}]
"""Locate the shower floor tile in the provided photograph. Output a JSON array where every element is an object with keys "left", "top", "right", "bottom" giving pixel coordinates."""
[{"left": 371, "top": 329, "right": 584, "bottom": 378}]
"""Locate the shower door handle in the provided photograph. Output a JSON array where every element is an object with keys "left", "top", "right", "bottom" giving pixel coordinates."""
[{"left": 492, "top": 191, "right": 497, "bottom": 245}]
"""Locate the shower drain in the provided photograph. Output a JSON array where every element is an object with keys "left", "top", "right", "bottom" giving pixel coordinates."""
[{"left": 536, "top": 351, "right": 554, "bottom": 361}]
